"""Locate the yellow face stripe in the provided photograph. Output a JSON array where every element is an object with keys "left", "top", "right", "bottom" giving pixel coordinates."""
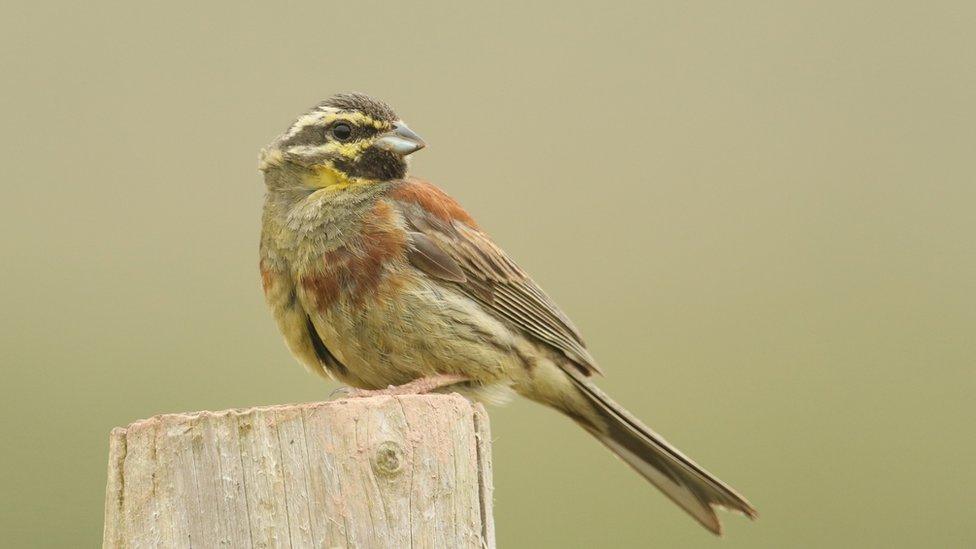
[
  {"left": 322, "top": 139, "right": 372, "bottom": 159},
  {"left": 276, "top": 109, "right": 396, "bottom": 188},
  {"left": 318, "top": 112, "right": 392, "bottom": 159},
  {"left": 303, "top": 163, "right": 372, "bottom": 190}
]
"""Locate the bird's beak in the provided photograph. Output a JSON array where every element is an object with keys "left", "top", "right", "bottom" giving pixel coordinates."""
[{"left": 374, "top": 123, "right": 426, "bottom": 156}]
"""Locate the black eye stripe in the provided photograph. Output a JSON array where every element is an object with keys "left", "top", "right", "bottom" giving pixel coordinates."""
[
  {"left": 283, "top": 118, "right": 384, "bottom": 148},
  {"left": 329, "top": 120, "right": 386, "bottom": 140},
  {"left": 282, "top": 123, "right": 326, "bottom": 147}
]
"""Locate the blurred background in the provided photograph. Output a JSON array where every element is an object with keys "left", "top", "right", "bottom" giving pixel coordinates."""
[{"left": 2, "top": 1, "right": 973, "bottom": 547}]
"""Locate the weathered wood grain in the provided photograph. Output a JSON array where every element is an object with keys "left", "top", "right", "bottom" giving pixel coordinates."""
[{"left": 103, "top": 394, "right": 495, "bottom": 548}]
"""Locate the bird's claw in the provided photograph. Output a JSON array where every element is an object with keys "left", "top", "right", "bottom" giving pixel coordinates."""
[{"left": 329, "top": 374, "right": 471, "bottom": 400}]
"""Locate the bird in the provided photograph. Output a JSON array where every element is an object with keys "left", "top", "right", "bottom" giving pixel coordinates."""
[{"left": 258, "top": 92, "right": 757, "bottom": 534}]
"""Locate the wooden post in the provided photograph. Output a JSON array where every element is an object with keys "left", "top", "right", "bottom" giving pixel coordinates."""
[{"left": 103, "top": 394, "right": 495, "bottom": 548}]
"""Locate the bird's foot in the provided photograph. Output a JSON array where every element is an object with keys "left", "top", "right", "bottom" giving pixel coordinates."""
[{"left": 333, "top": 374, "right": 471, "bottom": 399}]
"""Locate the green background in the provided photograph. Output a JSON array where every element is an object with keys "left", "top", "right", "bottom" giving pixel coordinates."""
[{"left": 2, "top": 2, "right": 973, "bottom": 547}]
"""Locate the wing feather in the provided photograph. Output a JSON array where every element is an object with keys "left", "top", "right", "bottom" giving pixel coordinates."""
[{"left": 396, "top": 192, "right": 602, "bottom": 376}]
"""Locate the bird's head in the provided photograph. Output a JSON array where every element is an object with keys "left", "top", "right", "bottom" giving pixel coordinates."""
[{"left": 260, "top": 92, "right": 425, "bottom": 189}]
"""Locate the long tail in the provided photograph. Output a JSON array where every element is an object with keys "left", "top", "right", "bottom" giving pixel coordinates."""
[{"left": 567, "top": 372, "right": 758, "bottom": 535}]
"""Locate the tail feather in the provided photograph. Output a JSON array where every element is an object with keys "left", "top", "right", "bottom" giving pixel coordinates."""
[{"left": 567, "top": 372, "right": 757, "bottom": 535}]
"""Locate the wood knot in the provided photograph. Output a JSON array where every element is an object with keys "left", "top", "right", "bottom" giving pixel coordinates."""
[{"left": 372, "top": 441, "right": 404, "bottom": 477}]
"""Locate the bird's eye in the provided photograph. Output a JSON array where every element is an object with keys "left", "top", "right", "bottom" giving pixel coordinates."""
[{"left": 330, "top": 123, "right": 353, "bottom": 141}]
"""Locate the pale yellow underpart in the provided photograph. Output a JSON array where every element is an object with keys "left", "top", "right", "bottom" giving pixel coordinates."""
[{"left": 264, "top": 272, "right": 334, "bottom": 380}]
